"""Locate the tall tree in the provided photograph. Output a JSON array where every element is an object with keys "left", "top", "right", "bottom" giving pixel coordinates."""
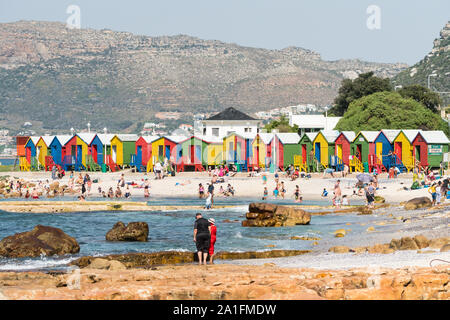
[
  {"left": 398, "top": 84, "right": 442, "bottom": 113},
  {"left": 329, "top": 72, "right": 392, "bottom": 116}
]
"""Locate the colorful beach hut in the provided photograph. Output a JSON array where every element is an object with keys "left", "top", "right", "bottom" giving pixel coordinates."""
[
  {"left": 312, "top": 131, "right": 339, "bottom": 169},
  {"left": 62, "top": 134, "right": 89, "bottom": 170},
  {"left": 250, "top": 133, "right": 274, "bottom": 169},
  {"left": 412, "top": 131, "right": 450, "bottom": 168},
  {"left": 299, "top": 132, "right": 317, "bottom": 172},
  {"left": 334, "top": 131, "right": 355, "bottom": 166},
  {"left": 351, "top": 131, "right": 379, "bottom": 172},
  {"left": 134, "top": 135, "right": 159, "bottom": 171},
  {"left": 110, "top": 134, "right": 139, "bottom": 167},
  {"left": 223, "top": 133, "right": 255, "bottom": 170},
  {"left": 17, "top": 136, "right": 30, "bottom": 171},
  {"left": 204, "top": 136, "right": 224, "bottom": 167},
  {"left": 49, "top": 135, "right": 72, "bottom": 166},
  {"left": 393, "top": 130, "right": 420, "bottom": 172},
  {"left": 274, "top": 133, "right": 301, "bottom": 170},
  {"left": 24, "top": 136, "right": 40, "bottom": 169},
  {"left": 35, "top": 136, "right": 54, "bottom": 169},
  {"left": 374, "top": 130, "right": 400, "bottom": 170},
  {"left": 178, "top": 136, "right": 209, "bottom": 171}
]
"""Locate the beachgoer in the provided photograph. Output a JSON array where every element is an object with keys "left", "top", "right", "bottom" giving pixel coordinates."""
[
  {"left": 115, "top": 187, "right": 122, "bottom": 198},
  {"left": 321, "top": 188, "right": 328, "bottom": 197},
  {"left": 124, "top": 185, "right": 131, "bottom": 198},
  {"left": 342, "top": 195, "right": 349, "bottom": 206},
  {"left": 193, "top": 213, "right": 210, "bottom": 265},
  {"left": 273, "top": 186, "right": 279, "bottom": 198},
  {"left": 280, "top": 181, "right": 286, "bottom": 199},
  {"left": 333, "top": 180, "right": 342, "bottom": 208},
  {"left": 294, "top": 185, "right": 302, "bottom": 203},
  {"left": 31, "top": 188, "right": 39, "bottom": 199},
  {"left": 198, "top": 183, "right": 205, "bottom": 198},
  {"left": 208, "top": 218, "right": 217, "bottom": 264},
  {"left": 365, "top": 183, "right": 376, "bottom": 208},
  {"left": 428, "top": 183, "right": 437, "bottom": 206},
  {"left": 262, "top": 187, "right": 268, "bottom": 200},
  {"left": 51, "top": 165, "right": 57, "bottom": 180},
  {"left": 207, "top": 182, "right": 214, "bottom": 208},
  {"left": 108, "top": 187, "right": 114, "bottom": 198},
  {"left": 205, "top": 192, "right": 212, "bottom": 209},
  {"left": 144, "top": 179, "right": 150, "bottom": 198},
  {"left": 262, "top": 174, "right": 268, "bottom": 185}
]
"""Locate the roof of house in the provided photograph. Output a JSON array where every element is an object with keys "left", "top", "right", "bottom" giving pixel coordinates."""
[
  {"left": 320, "top": 130, "right": 340, "bottom": 143},
  {"left": 398, "top": 130, "right": 420, "bottom": 143},
  {"left": 77, "top": 133, "right": 97, "bottom": 145},
  {"left": 276, "top": 132, "right": 300, "bottom": 144},
  {"left": 40, "top": 136, "right": 54, "bottom": 146},
  {"left": 257, "top": 133, "right": 275, "bottom": 144},
  {"left": 206, "top": 107, "right": 256, "bottom": 121},
  {"left": 115, "top": 134, "right": 139, "bottom": 142},
  {"left": 338, "top": 131, "right": 356, "bottom": 142},
  {"left": 357, "top": 131, "right": 380, "bottom": 143},
  {"left": 418, "top": 131, "right": 450, "bottom": 144},
  {"left": 29, "top": 136, "right": 40, "bottom": 145},
  {"left": 164, "top": 135, "right": 188, "bottom": 143},
  {"left": 379, "top": 129, "right": 401, "bottom": 143},
  {"left": 96, "top": 134, "right": 115, "bottom": 145},
  {"left": 201, "top": 135, "right": 223, "bottom": 144},
  {"left": 53, "top": 135, "right": 73, "bottom": 146},
  {"left": 140, "top": 135, "right": 160, "bottom": 144},
  {"left": 304, "top": 132, "right": 318, "bottom": 142}
]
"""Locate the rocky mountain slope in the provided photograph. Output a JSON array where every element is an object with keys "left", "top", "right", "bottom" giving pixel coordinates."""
[
  {"left": 0, "top": 21, "right": 406, "bottom": 133},
  {"left": 393, "top": 21, "right": 450, "bottom": 105}
]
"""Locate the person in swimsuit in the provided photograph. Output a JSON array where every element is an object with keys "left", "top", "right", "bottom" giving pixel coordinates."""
[
  {"left": 294, "top": 185, "right": 302, "bottom": 203},
  {"left": 262, "top": 187, "right": 268, "bottom": 200},
  {"left": 198, "top": 183, "right": 205, "bottom": 198},
  {"left": 193, "top": 213, "right": 211, "bottom": 265},
  {"left": 208, "top": 218, "right": 217, "bottom": 264}
]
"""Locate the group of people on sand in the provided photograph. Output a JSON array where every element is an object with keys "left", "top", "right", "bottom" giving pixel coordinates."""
[
  {"left": 153, "top": 158, "right": 175, "bottom": 180},
  {"left": 193, "top": 212, "right": 217, "bottom": 265},
  {"left": 259, "top": 171, "right": 303, "bottom": 202},
  {"left": 428, "top": 178, "right": 449, "bottom": 206}
]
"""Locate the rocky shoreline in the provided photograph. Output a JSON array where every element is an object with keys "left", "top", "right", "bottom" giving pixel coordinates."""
[{"left": 0, "top": 264, "right": 448, "bottom": 300}]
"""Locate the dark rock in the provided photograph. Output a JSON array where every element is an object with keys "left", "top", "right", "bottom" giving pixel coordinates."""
[
  {"left": 403, "top": 197, "right": 432, "bottom": 210},
  {"left": 243, "top": 203, "right": 311, "bottom": 227},
  {"left": 106, "top": 221, "right": 149, "bottom": 242},
  {"left": 0, "top": 225, "right": 79, "bottom": 258}
]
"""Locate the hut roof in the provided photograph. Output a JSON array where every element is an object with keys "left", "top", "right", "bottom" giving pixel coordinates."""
[
  {"left": 338, "top": 131, "right": 356, "bottom": 142},
  {"left": 96, "top": 134, "right": 115, "bottom": 145},
  {"left": 257, "top": 133, "right": 274, "bottom": 144},
  {"left": 399, "top": 130, "right": 420, "bottom": 143},
  {"left": 276, "top": 132, "right": 300, "bottom": 144},
  {"left": 115, "top": 134, "right": 139, "bottom": 142},
  {"left": 418, "top": 131, "right": 450, "bottom": 144},
  {"left": 304, "top": 132, "right": 318, "bottom": 142},
  {"left": 140, "top": 135, "right": 160, "bottom": 144},
  {"left": 77, "top": 133, "right": 96, "bottom": 145},
  {"left": 53, "top": 135, "right": 73, "bottom": 146},
  {"left": 164, "top": 135, "right": 187, "bottom": 143},
  {"left": 206, "top": 107, "right": 256, "bottom": 121},
  {"left": 321, "top": 130, "right": 340, "bottom": 143},
  {"left": 28, "top": 136, "right": 40, "bottom": 145},
  {"left": 379, "top": 130, "right": 401, "bottom": 143},
  {"left": 358, "top": 131, "right": 379, "bottom": 142},
  {"left": 201, "top": 135, "right": 223, "bottom": 144},
  {"left": 40, "top": 136, "right": 54, "bottom": 146}
]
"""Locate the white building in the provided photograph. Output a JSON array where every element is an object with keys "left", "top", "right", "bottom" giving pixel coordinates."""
[
  {"left": 289, "top": 114, "right": 342, "bottom": 136},
  {"left": 196, "top": 107, "right": 262, "bottom": 138}
]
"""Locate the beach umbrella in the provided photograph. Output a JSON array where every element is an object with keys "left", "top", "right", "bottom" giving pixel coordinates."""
[{"left": 356, "top": 173, "right": 374, "bottom": 183}]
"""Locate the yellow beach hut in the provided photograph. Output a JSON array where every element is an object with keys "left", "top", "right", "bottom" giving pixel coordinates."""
[
  {"left": 250, "top": 133, "right": 274, "bottom": 168},
  {"left": 35, "top": 136, "right": 54, "bottom": 169},
  {"left": 110, "top": 134, "right": 139, "bottom": 167},
  {"left": 203, "top": 136, "right": 224, "bottom": 167},
  {"left": 312, "top": 130, "right": 340, "bottom": 169},
  {"left": 393, "top": 130, "right": 420, "bottom": 172}
]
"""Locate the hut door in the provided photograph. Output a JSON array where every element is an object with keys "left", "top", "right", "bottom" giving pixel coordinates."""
[
  {"left": 71, "top": 145, "right": 76, "bottom": 164},
  {"left": 92, "top": 145, "right": 98, "bottom": 163},
  {"left": 315, "top": 143, "right": 321, "bottom": 162},
  {"left": 190, "top": 145, "right": 195, "bottom": 164},
  {"left": 112, "top": 145, "right": 117, "bottom": 163},
  {"left": 165, "top": 145, "right": 170, "bottom": 161},
  {"left": 77, "top": 145, "right": 82, "bottom": 164},
  {"left": 394, "top": 142, "right": 402, "bottom": 160},
  {"left": 356, "top": 145, "right": 362, "bottom": 161},
  {"left": 158, "top": 145, "right": 164, "bottom": 162},
  {"left": 302, "top": 145, "right": 307, "bottom": 163},
  {"left": 415, "top": 146, "right": 420, "bottom": 162},
  {"left": 137, "top": 146, "right": 142, "bottom": 165},
  {"left": 376, "top": 143, "right": 382, "bottom": 159},
  {"left": 337, "top": 144, "right": 343, "bottom": 160}
]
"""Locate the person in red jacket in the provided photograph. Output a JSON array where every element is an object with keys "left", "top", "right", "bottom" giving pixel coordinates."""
[{"left": 208, "top": 218, "right": 217, "bottom": 264}]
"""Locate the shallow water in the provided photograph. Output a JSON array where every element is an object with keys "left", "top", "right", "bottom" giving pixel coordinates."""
[{"left": 0, "top": 197, "right": 376, "bottom": 271}]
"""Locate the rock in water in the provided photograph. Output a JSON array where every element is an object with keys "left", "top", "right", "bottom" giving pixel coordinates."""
[
  {"left": 106, "top": 221, "right": 149, "bottom": 242},
  {"left": 242, "top": 203, "right": 310, "bottom": 227},
  {"left": 0, "top": 225, "right": 80, "bottom": 258},
  {"left": 403, "top": 197, "right": 432, "bottom": 210}
]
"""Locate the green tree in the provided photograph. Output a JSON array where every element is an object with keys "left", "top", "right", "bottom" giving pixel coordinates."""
[
  {"left": 335, "top": 91, "right": 449, "bottom": 136},
  {"left": 264, "top": 115, "right": 299, "bottom": 133},
  {"left": 398, "top": 84, "right": 442, "bottom": 113},
  {"left": 329, "top": 72, "right": 392, "bottom": 116}
]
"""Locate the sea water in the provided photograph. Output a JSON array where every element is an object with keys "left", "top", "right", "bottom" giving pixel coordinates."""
[{"left": 0, "top": 197, "right": 377, "bottom": 271}]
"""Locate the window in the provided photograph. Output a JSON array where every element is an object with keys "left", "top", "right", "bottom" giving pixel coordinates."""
[
  {"left": 212, "top": 128, "right": 219, "bottom": 136},
  {"left": 203, "top": 128, "right": 206, "bottom": 135}
]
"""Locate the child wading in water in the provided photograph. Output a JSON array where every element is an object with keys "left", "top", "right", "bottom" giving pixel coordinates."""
[
  {"left": 294, "top": 185, "right": 302, "bottom": 203},
  {"left": 262, "top": 187, "right": 268, "bottom": 200}
]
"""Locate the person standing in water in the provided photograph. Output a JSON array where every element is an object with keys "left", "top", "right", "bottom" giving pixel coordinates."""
[
  {"left": 208, "top": 218, "right": 217, "bottom": 264},
  {"left": 193, "top": 213, "right": 210, "bottom": 265}
]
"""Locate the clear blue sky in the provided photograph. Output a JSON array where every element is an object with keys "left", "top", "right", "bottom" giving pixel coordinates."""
[{"left": 1, "top": 0, "right": 448, "bottom": 64}]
